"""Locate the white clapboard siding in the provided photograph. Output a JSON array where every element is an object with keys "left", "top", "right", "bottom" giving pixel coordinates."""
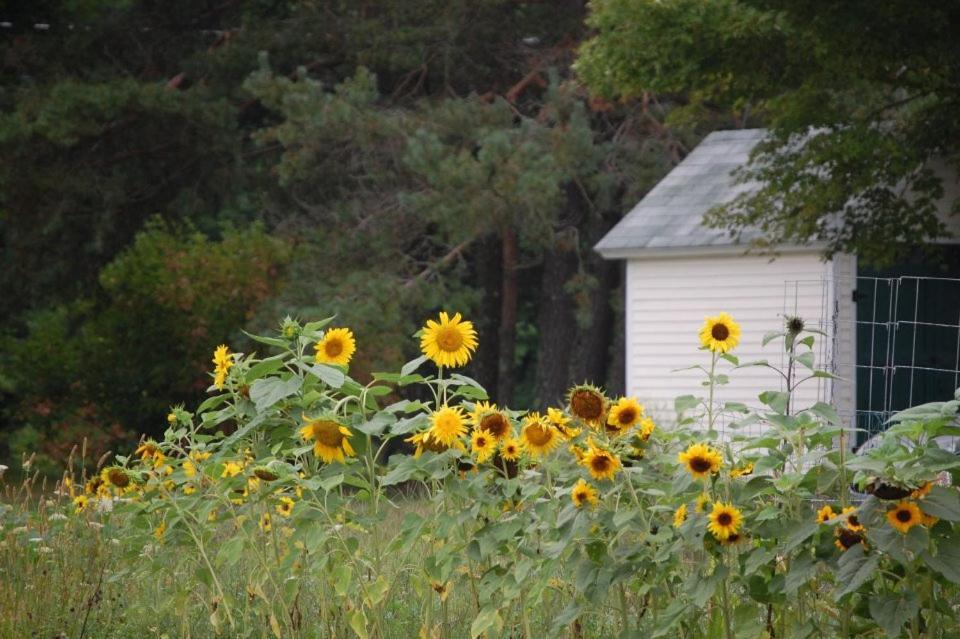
[{"left": 625, "top": 252, "right": 852, "bottom": 432}]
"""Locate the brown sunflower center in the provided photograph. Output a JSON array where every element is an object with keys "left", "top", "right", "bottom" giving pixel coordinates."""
[
  {"left": 570, "top": 390, "right": 604, "bottom": 420},
  {"left": 476, "top": 435, "right": 489, "bottom": 448},
  {"left": 436, "top": 327, "right": 464, "bottom": 352},
  {"left": 837, "top": 528, "right": 862, "bottom": 549},
  {"left": 711, "top": 323, "right": 730, "bottom": 341},
  {"left": 573, "top": 490, "right": 587, "bottom": 503},
  {"left": 324, "top": 338, "right": 344, "bottom": 357},
  {"left": 848, "top": 515, "right": 860, "bottom": 527},
  {"left": 717, "top": 512, "right": 733, "bottom": 526},
  {"left": 726, "top": 533, "right": 741, "bottom": 543},
  {"left": 617, "top": 408, "right": 637, "bottom": 425},
  {"left": 591, "top": 455, "right": 611, "bottom": 473},
  {"left": 312, "top": 421, "right": 346, "bottom": 447},
  {"left": 525, "top": 424, "right": 553, "bottom": 446},
  {"left": 480, "top": 413, "right": 510, "bottom": 438},
  {"left": 689, "top": 456, "right": 713, "bottom": 473},
  {"left": 107, "top": 469, "right": 129, "bottom": 488},
  {"left": 896, "top": 509, "right": 913, "bottom": 523}
]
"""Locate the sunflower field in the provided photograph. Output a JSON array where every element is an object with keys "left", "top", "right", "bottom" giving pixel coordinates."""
[{"left": 4, "top": 311, "right": 960, "bottom": 638}]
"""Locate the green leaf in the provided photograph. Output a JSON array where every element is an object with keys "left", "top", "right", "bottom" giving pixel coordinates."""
[
  {"left": 348, "top": 608, "right": 369, "bottom": 639},
  {"left": 249, "top": 376, "right": 301, "bottom": 412},
  {"left": 924, "top": 541, "right": 960, "bottom": 584},
  {"left": 470, "top": 607, "right": 501, "bottom": 639},
  {"left": 245, "top": 356, "right": 286, "bottom": 382},
  {"left": 242, "top": 330, "right": 289, "bottom": 349},
  {"left": 869, "top": 590, "right": 919, "bottom": 638},
  {"left": 782, "top": 520, "right": 818, "bottom": 552},
  {"left": 834, "top": 544, "right": 879, "bottom": 600},
  {"left": 759, "top": 391, "right": 790, "bottom": 414},
  {"left": 919, "top": 487, "right": 960, "bottom": 521},
  {"left": 794, "top": 351, "right": 815, "bottom": 370},
  {"left": 216, "top": 536, "right": 245, "bottom": 566},
  {"left": 304, "top": 363, "right": 345, "bottom": 388},
  {"left": 675, "top": 394, "right": 698, "bottom": 415},
  {"left": 401, "top": 355, "right": 428, "bottom": 376}
]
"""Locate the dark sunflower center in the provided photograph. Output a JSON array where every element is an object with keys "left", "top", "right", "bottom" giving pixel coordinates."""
[
  {"left": 324, "top": 338, "right": 343, "bottom": 357},
  {"left": 726, "top": 533, "right": 740, "bottom": 543},
  {"left": 314, "top": 422, "right": 345, "bottom": 447},
  {"left": 896, "top": 510, "right": 912, "bottom": 523},
  {"left": 617, "top": 408, "right": 636, "bottom": 425},
  {"left": 717, "top": 512, "right": 733, "bottom": 526},
  {"left": 711, "top": 323, "right": 730, "bottom": 341},
  {"left": 574, "top": 490, "right": 587, "bottom": 503},
  {"left": 848, "top": 515, "right": 860, "bottom": 527},
  {"left": 480, "top": 413, "right": 509, "bottom": 438},
  {"left": 525, "top": 424, "right": 553, "bottom": 446},
  {"left": 436, "top": 327, "right": 463, "bottom": 352},
  {"left": 476, "top": 435, "right": 488, "bottom": 448},
  {"left": 108, "top": 469, "right": 129, "bottom": 488},
  {"left": 571, "top": 391, "right": 604, "bottom": 420},
  {"left": 690, "top": 456, "right": 713, "bottom": 473},
  {"left": 591, "top": 456, "right": 611, "bottom": 473},
  {"left": 837, "top": 529, "right": 862, "bottom": 549}
]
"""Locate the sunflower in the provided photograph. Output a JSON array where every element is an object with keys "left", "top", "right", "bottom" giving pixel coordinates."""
[
  {"left": 419, "top": 312, "right": 478, "bottom": 368},
  {"left": 135, "top": 440, "right": 159, "bottom": 463},
  {"left": 73, "top": 495, "right": 89, "bottom": 514},
  {"left": 638, "top": 417, "right": 655, "bottom": 441},
  {"left": 100, "top": 466, "right": 131, "bottom": 490},
  {"left": 471, "top": 429, "right": 497, "bottom": 463},
  {"left": 886, "top": 501, "right": 923, "bottom": 534},
  {"left": 299, "top": 419, "right": 356, "bottom": 464},
  {"left": 580, "top": 439, "right": 621, "bottom": 481},
  {"left": 221, "top": 460, "right": 245, "bottom": 478},
  {"left": 520, "top": 413, "right": 560, "bottom": 458},
  {"left": 314, "top": 327, "right": 356, "bottom": 367},
  {"left": 474, "top": 403, "right": 512, "bottom": 441},
  {"left": 912, "top": 482, "right": 933, "bottom": 499},
  {"left": 407, "top": 431, "right": 459, "bottom": 458},
  {"left": 253, "top": 466, "right": 278, "bottom": 481},
  {"left": 167, "top": 412, "right": 177, "bottom": 425},
  {"left": 699, "top": 312, "right": 741, "bottom": 354},
  {"left": 694, "top": 493, "right": 710, "bottom": 513},
  {"left": 834, "top": 527, "right": 865, "bottom": 551},
  {"left": 840, "top": 506, "right": 864, "bottom": 532},
  {"left": 154, "top": 522, "right": 166, "bottom": 540},
  {"left": 212, "top": 344, "right": 235, "bottom": 390},
  {"left": 720, "top": 532, "right": 747, "bottom": 547},
  {"left": 427, "top": 405, "right": 468, "bottom": 447},
  {"left": 499, "top": 437, "right": 523, "bottom": 461},
  {"left": 571, "top": 478, "right": 599, "bottom": 509},
  {"left": 673, "top": 504, "right": 687, "bottom": 528},
  {"left": 567, "top": 384, "right": 607, "bottom": 426},
  {"left": 678, "top": 443, "right": 723, "bottom": 479},
  {"left": 707, "top": 502, "right": 743, "bottom": 541},
  {"left": 606, "top": 397, "right": 644, "bottom": 436},
  {"left": 259, "top": 513, "right": 272, "bottom": 533},
  {"left": 276, "top": 496, "right": 295, "bottom": 518},
  {"left": 730, "top": 462, "right": 754, "bottom": 479},
  {"left": 815, "top": 505, "right": 836, "bottom": 524}
]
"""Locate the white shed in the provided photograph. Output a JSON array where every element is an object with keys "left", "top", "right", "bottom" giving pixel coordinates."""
[{"left": 595, "top": 129, "right": 960, "bottom": 441}]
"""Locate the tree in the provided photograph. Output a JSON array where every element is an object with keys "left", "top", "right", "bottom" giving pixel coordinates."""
[{"left": 576, "top": 0, "right": 960, "bottom": 265}]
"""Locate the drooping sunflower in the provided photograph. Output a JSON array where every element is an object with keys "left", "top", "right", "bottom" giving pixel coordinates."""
[
  {"left": 567, "top": 384, "right": 607, "bottom": 426},
  {"left": 730, "top": 462, "right": 754, "bottom": 479},
  {"left": 299, "top": 418, "right": 356, "bottom": 464},
  {"left": 135, "top": 440, "right": 160, "bottom": 463},
  {"left": 815, "top": 505, "right": 836, "bottom": 524},
  {"left": 571, "top": 478, "right": 599, "bottom": 509},
  {"left": 427, "top": 405, "right": 468, "bottom": 447},
  {"left": 673, "top": 504, "right": 688, "bottom": 528},
  {"left": 520, "top": 413, "right": 560, "bottom": 458},
  {"left": 886, "top": 501, "right": 923, "bottom": 534},
  {"left": 699, "top": 312, "right": 741, "bottom": 354},
  {"left": 695, "top": 493, "right": 710, "bottom": 513},
  {"left": 499, "top": 437, "right": 523, "bottom": 461},
  {"left": 471, "top": 429, "right": 497, "bottom": 463},
  {"left": 276, "top": 496, "right": 295, "bottom": 518},
  {"left": 474, "top": 402, "right": 512, "bottom": 441},
  {"left": 100, "top": 466, "right": 131, "bottom": 490},
  {"left": 840, "top": 506, "right": 864, "bottom": 532},
  {"left": 221, "top": 460, "right": 245, "bottom": 478},
  {"left": 419, "top": 312, "right": 478, "bottom": 368},
  {"left": 212, "top": 344, "right": 235, "bottom": 390},
  {"left": 606, "top": 397, "right": 644, "bottom": 436},
  {"left": 638, "top": 416, "right": 655, "bottom": 442},
  {"left": 546, "top": 407, "right": 580, "bottom": 440},
  {"left": 707, "top": 502, "right": 743, "bottom": 541},
  {"left": 912, "top": 482, "right": 934, "bottom": 499},
  {"left": 834, "top": 527, "right": 865, "bottom": 551},
  {"left": 580, "top": 439, "right": 621, "bottom": 481},
  {"left": 678, "top": 443, "right": 723, "bottom": 479},
  {"left": 314, "top": 327, "right": 356, "bottom": 366},
  {"left": 720, "top": 532, "right": 747, "bottom": 547}
]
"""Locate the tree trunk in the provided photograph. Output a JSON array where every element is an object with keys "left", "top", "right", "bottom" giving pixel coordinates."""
[
  {"left": 496, "top": 227, "right": 518, "bottom": 406},
  {"left": 471, "top": 234, "right": 501, "bottom": 395},
  {"left": 534, "top": 228, "right": 579, "bottom": 409}
]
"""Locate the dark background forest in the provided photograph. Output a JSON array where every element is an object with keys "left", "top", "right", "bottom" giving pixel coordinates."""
[{"left": 3, "top": 0, "right": 957, "bottom": 474}]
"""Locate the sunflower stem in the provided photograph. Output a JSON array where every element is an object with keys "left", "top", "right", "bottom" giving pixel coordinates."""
[
  {"left": 719, "top": 564, "right": 734, "bottom": 639},
  {"left": 706, "top": 351, "right": 718, "bottom": 435},
  {"left": 618, "top": 582, "right": 630, "bottom": 633}
]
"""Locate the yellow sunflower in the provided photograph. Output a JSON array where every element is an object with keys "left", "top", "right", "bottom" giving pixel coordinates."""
[
  {"left": 73, "top": 495, "right": 89, "bottom": 514},
  {"left": 212, "top": 344, "right": 234, "bottom": 390},
  {"left": 720, "top": 532, "right": 747, "bottom": 547},
  {"left": 259, "top": 513, "right": 272, "bottom": 533},
  {"left": 276, "top": 496, "right": 295, "bottom": 518},
  {"left": 567, "top": 384, "right": 607, "bottom": 426},
  {"left": 314, "top": 327, "right": 356, "bottom": 366},
  {"left": 427, "top": 405, "right": 468, "bottom": 447},
  {"left": 299, "top": 419, "right": 356, "bottom": 463},
  {"left": 707, "top": 502, "right": 743, "bottom": 541},
  {"left": 221, "top": 460, "right": 245, "bottom": 478},
  {"left": 730, "top": 462, "right": 754, "bottom": 479},
  {"left": 606, "top": 397, "right": 644, "bottom": 436},
  {"left": 135, "top": 440, "right": 159, "bottom": 463},
  {"left": 638, "top": 416, "right": 655, "bottom": 441},
  {"left": 580, "top": 439, "right": 621, "bottom": 481},
  {"left": 695, "top": 493, "right": 710, "bottom": 513},
  {"left": 886, "top": 501, "right": 923, "bottom": 534},
  {"left": 407, "top": 431, "right": 462, "bottom": 458},
  {"left": 912, "top": 482, "right": 933, "bottom": 499},
  {"left": 840, "top": 506, "right": 864, "bottom": 532},
  {"left": 419, "top": 312, "right": 478, "bottom": 368},
  {"left": 474, "top": 402, "right": 512, "bottom": 441},
  {"left": 834, "top": 527, "right": 865, "bottom": 551},
  {"left": 699, "top": 312, "right": 741, "bottom": 354},
  {"left": 471, "top": 429, "right": 497, "bottom": 463},
  {"left": 673, "top": 503, "right": 687, "bottom": 528},
  {"left": 499, "top": 437, "right": 523, "bottom": 461},
  {"left": 546, "top": 407, "right": 580, "bottom": 440},
  {"left": 815, "top": 505, "right": 836, "bottom": 524},
  {"left": 571, "top": 478, "right": 599, "bottom": 509},
  {"left": 100, "top": 466, "right": 131, "bottom": 490},
  {"left": 520, "top": 413, "right": 560, "bottom": 458},
  {"left": 678, "top": 443, "right": 723, "bottom": 479}
]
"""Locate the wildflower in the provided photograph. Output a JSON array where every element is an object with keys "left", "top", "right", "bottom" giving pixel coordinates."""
[
  {"left": 212, "top": 344, "right": 235, "bottom": 390},
  {"left": 499, "top": 437, "right": 522, "bottom": 461},
  {"left": 474, "top": 402, "right": 512, "bottom": 440},
  {"left": 571, "top": 479, "right": 599, "bottom": 509},
  {"left": 730, "top": 462, "right": 754, "bottom": 479},
  {"left": 580, "top": 439, "right": 621, "bottom": 481},
  {"left": 707, "top": 502, "right": 743, "bottom": 541},
  {"left": 699, "top": 312, "right": 741, "bottom": 353},
  {"left": 567, "top": 384, "right": 607, "bottom": 426},
  {"left": 520, "top": 413, "right": 560, "bottom": 458},
  {"left": 73, "top": 495, "right": 89, "bottom": 514},
  {"left": 314, "top": 327, "right": 356, "bottom": 366},
  {"left": 299, "top": 418, "right": 356, "bottom": 463},
  {"left": 678, "top": 443, "right": 723, "bottom": 479},
  {"left": 471, "top": 429, "right": 496, "bottom": 463},
  {"left": 886, "top": 501, "right": 923, "bottom": 534},
  {"left": 427, "top": 405, "right": 468, "bottom": 447},
  {"left": 276, "top": 496, "right": 295, "bottom": 518},
  {"left": 815, "top": 505, "right": 836, "bottom": 524},
  {"left": 673, "top": 504, "right": 687, "bottom": 528},
  {"left": 419, "top": 312, "right": 478, "bottom": 368},
  {"left": 606, "top": 397, "right": 644, "bottom": 436}
]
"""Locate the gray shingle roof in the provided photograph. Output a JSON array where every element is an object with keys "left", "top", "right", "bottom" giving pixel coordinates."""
[{"left": 595, "top": 128, "right": 767, "bottom": 257}]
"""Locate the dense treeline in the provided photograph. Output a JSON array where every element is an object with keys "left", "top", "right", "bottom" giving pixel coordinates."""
[{"left": 0, "top": 1, "right": 694, "bottom": 472}]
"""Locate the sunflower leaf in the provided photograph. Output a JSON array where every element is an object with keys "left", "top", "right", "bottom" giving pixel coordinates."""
[
  {"left": 250, "top": 376, "right": 301, "bottom": 412},
  {"left": 869, "top": 590, "right": 919, "bottom": 638},
  {"left": 919, "top": 486, "right": 960, "bottom": 521},
  {"left": 401, "top": 355, "right": 428, "bottom": 376},
  {"left": 834, "top": 544, "right": 880, "bottom": 600},
  {"left": 470, "top": 607, "right": 502, "bottom": 639}
]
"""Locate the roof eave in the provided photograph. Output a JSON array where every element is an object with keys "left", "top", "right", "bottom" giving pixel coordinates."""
[{"left": 595, "top": 243, "right": 826, "bottom": 261}]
